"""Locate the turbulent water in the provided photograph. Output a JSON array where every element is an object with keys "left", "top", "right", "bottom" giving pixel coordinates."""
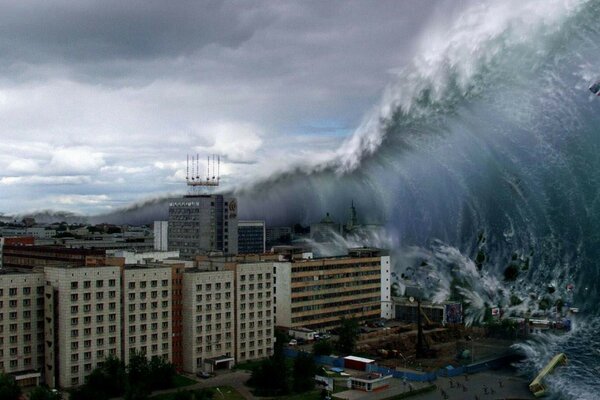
[{"left": 88, "top": 0, "right": 600, "bottom": 397}]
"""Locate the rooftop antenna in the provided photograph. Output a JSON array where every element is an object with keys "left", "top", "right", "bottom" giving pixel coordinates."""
[
  {"left": 212, "top": 154, "right": 216, "bottom": 180},
  {"left": 186, "top": 154, "right": 189, "bottom": 182},
  {"left": 185, "top": 153, "right": 221, "bottom": 191}
]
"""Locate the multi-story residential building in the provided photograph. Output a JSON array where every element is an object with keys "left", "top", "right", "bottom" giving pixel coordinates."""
[
  {"left": 44, "top": 266, "right": 122, "bottom": 388},
  {"left": 168, "top": 194, "right": 238, "bottom": 258},
  {"left": 2, "top": 245, "right": 106, "bottom": 270},
  {"left": 0, "top": 270, "right": 45, "bottom": 386},
  {"left": 274, "top": 248, "right": 391, "bottom": 331},
  {"left": 227, "top": 262, "right": 274, "bottom": 363},
  {"left": 237, "top": 221, "right": 265, "bottom": 255},
  {"left": 153, "top": 221, "right": 169, "bottom": 251},
  {"left": 181, "top": 269, "right": 235, "bottom": 374},
  {"left": 121, "top": 265, "right": 172, "bottom": 364}
]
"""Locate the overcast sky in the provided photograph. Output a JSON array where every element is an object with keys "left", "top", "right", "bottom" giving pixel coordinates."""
[{"left": 0, "top": 0, "right": 460, "bottom": 216}]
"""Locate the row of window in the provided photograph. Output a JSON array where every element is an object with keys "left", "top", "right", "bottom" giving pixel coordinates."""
[
  {"left": 127, "top": 280, "right": 169, "bottom": 289},
  {"left": 291, "top": 261, "right": 380, "bottom": 273},
  {"left": 0, "top": 286, "right": 44, "bottom": 296},
  {"left": 70, "top": 314, "right": 118, "bottom": 325},
  {"left": 291, "top": 279, "right": 380, "bottom": 293},
  {"left": 128, "top": 322, "right": 169, "bottom": 333},
  {"left": 0, "top": 298, "right": 44, "bottom": 308},
  {"left": 71, "top": 291, "right": 117, "bottom": 301},
  {"left": 70, "top": 280, "right": 116, "bottom": 290},
  {"left": 0, "top": 310, "right": 43, "bottom": 320},
  {"left": 291, "top": 269, "right": 380, "bottom": 283},
  {"left": 70, "top": 325, "right": 117, "bottom": 336}
]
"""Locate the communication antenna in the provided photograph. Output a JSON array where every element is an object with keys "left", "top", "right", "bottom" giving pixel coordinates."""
[{"left": 185, "top": 153, "right": 221, "bottom": 190}]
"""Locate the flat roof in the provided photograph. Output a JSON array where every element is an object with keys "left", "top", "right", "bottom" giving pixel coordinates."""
[{"left": 344, "top": 356, "right": 375, "bottom": 364}]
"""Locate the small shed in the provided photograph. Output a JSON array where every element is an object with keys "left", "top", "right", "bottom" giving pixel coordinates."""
[
  {"left": 350, "top": 373, "right": 392, "bottom": 392},
  {"left": 343, "top": 356, "right": 375, "bottom": 371}
]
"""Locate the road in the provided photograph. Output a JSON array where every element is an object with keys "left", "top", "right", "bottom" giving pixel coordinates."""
[{"left": 148, "top": 370, "right": 257, "bottom": 400}]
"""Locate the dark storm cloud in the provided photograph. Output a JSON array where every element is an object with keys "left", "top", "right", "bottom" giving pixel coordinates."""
[
  {"left": 0, "top": 0, "right": 461, "bottom": 214},
  {"left": 0, "top": 0, "right": 270, "bottom": 62}
]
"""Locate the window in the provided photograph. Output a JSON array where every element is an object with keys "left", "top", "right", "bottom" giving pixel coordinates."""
[
  {"left": 109, "top": 279, "right": 116, "bottom": 287},
  {"left": 128, "top": 282, "right": 136, "bottom": 289},
  {"left": 96, "top": 280, "right": 104, "bottom": 288},
  {"left": 71, "top": 282, "right": 78, "bottom": 290}
]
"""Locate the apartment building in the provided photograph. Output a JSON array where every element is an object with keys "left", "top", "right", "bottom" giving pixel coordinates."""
[
  {"left": 181, "top": 269, "right": 235, "bottom": 374},
  {"left": 0, "top": 270, "right": 45, "bottom": 386},
  {"left": 121, "top": 265, "right": 172, "bottom": 364},
  {"left": 44, "top": 266, "right": 122, "bottom": 388},
  {"left": 227, "top": 262, "right": 274, "bottom": 363},
  {"left": 274, "top": 248, "right": 391, "bottom": 331}
]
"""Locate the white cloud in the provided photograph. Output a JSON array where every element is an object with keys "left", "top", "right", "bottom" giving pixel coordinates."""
[
  {"left": 6, "top": 158, "right": 39, "bottom": 174},
  {"left": 53, "top": 194, "right": 111, "bottom": 206},
  {"left": 47, "top": 147, "right": 105, "bottom": 175}
]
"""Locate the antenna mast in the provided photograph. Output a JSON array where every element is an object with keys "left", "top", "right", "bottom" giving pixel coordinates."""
[{"left": 185, "top": 153, "right": 221, "bottom": 192}]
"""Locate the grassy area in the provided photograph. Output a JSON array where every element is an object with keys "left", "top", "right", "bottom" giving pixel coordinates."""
[
  {"left": 150, "top": 385, "right": 244, "bottom": 400},
  {"left": 173, "top": 374, "right": 198, "bottom": 388},
  {"left": 260, "top": 390, "right": 322, "bottom": 400},
  {"left": 232, "top": 359, "right": 263, "bottom": 371}
]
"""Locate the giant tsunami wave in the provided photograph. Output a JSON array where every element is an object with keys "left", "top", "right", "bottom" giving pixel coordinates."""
[{"left": 89, "top": 0, "right": 600, "bottom": 397}]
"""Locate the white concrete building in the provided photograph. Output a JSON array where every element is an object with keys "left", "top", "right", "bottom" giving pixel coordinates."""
[
  {"left": 44, "top": 266, "right": 122, "bottom": 388},
  {"left": 229, "top": 262, "right": 274, "bottom": 363},
  {"left": 122, "top": 266, "right": 172, "bottom": 363},
  {"left": 181, "top": 269, "right": 235, "bottom": 374},
  {"left": 0, "top": 270, "right": 45, "bottom": 386},
  {"left": 153, "top": 221, "right": 168, "bottom": 251}
]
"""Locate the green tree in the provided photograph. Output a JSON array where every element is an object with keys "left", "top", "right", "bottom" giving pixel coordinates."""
[
  {"left": 148, "top": 356, "right": 176, "bottom": 390},
  {"left": 173, "top": 390, "right": 193, "bottom": 400},
  {"left": 0, "top": 373, "right": 21, "bottom": 400},
  {"left": 292, "top": 353, "right": 317, "bottom": 393},
  {"left": 313, "top": 339, "right": 334, "bottom": 356},
  {"left": 85, "top": 355, "right": 126, "bottom": 399},
  {"left": 249, "top": 357, "right": 290, "bottom": 396},
  {"left": 193, "top": 388, "right": 214, "bottom": 400},
  {"left": 336, "top": 317, "right": 359, "bottom": 354},
  {"left": 29, "top": 386, "right": 62, "bottom": 400},
  {"left": 126, "top": 351, "right": 151, "bottom": 400}
]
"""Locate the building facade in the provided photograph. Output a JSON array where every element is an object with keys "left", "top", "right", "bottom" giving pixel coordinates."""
[
  {"left": 168, "top": 195, "right": 238, "bottom": 258},
  {"left": 44, "top": 266, "right": 122, "bottom": 388},
  {"left": 2, "top": 245, "right": 106, "bottom": 270},
  {"left": 228, "top": 262, "right": 274, "bottom": 363},
  {"left": 0, "top": 271, "right": 45, "bottom": 386},
  {"left": 153, "top": 221, "right": 168, "bottom": 251},
  {"left": 181, "top": 269, "right": 235, "bottom": 374},
  {"left": 274, "top": 249, "right": 390, "bottom": 331},
  {"left": 237, "top": 221, "right": 265, "bottom": 255},
  {"left": 121, "top": 266, "right": 172, "bottom": 364}
]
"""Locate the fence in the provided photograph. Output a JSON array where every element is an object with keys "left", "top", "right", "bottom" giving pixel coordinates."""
[{"left": 283, "top": 347, "right": 519, "bottom": 382}]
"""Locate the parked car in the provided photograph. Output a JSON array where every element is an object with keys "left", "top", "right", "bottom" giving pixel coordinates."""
[
  {"left": 289, "top": 339, "right": 298, "bottom": 346},
  {"left": 197, "top": 371, "right": 212, "bottom": 379}
]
